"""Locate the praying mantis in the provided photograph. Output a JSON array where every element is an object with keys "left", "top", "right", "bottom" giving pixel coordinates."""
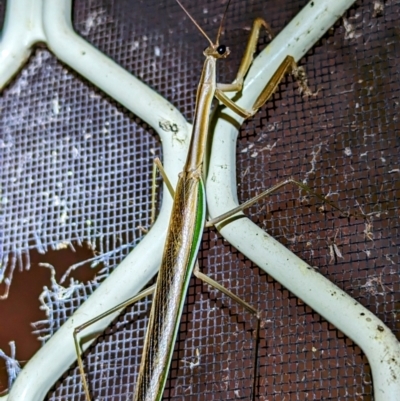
[{"left": 73, "top": 1, "right": 347, "bottom": 400}]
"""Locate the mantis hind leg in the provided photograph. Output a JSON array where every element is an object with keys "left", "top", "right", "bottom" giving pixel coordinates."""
[
  {"left": 193, "top": 262, "right": 260, "bottom": 401},
  {"left": 73, "top": 284, "right": 156, "bottom": 401},
  {"left": 207, "top": 178, "right": 365, "bottom": 228}
]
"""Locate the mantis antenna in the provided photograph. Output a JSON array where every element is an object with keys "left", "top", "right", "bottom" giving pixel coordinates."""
[{"left": 175, "top": 0, "right": 232, "bottom": 47}]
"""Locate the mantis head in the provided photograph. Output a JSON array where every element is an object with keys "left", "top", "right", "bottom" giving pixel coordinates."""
[{"left": 175, "top": 0, "right": 231, "bottom": 59}]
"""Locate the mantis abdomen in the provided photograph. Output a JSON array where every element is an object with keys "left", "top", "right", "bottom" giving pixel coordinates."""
[{"left": 133, "top": 172, "right": 206, "bottom": 401}]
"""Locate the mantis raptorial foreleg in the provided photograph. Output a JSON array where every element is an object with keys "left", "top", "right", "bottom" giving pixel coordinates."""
[
  {"left": 215, "top": 18, "right": 313, "bottom": 118},
  {"left": 216, "top": 55, "right": 301, "bottom": 119},
  {"left": 216, "top": 17, "right": 273, "bottom": 94}
]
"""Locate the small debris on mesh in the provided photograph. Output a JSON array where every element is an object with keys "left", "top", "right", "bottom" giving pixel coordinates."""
[
  {"left": 181, "top": 348, "right": 201, "bottom": 370},
  {"left": 372, "top": 1, "right": 384, "bottom": 18},
  {"left": 292, "top": 66, "right": 319, "bottom": 97},
  {"left": 364, "top": 219, "right": 374, "bottom": 241},
  {"left": 328, "top": 230, "right": 344, "bottom": 264},
  {"left": 360, "top": 274, "right": 392, "bottom": 297},
  {"left": 342, "top": 17, "right": 362, "bottom": 40}
]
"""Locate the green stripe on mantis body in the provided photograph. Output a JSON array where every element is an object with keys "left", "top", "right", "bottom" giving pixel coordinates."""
[
  {"left": 154, "top": 178, "right": 206, "bottom": 401},
  {"left": 187, "top": 178, "right": 207, "bottom": 279}
]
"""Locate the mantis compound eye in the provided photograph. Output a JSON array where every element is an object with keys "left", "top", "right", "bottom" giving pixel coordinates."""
[{"left": 217, "top": 44, "right": 226, "bottom": 55}]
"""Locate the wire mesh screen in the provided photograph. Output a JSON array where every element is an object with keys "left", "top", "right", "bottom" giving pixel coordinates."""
[{"left": 0, "top": 0, "right": 398, "bottom": 400}]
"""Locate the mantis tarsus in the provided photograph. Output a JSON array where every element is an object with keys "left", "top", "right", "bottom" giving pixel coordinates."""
[{"left": 74, "top": 1, "right": 349, "bottom": 400}]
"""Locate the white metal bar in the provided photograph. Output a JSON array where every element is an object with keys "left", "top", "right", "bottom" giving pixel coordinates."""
[
  {"left": 0, "top": 0, "right": 44, "bottom": 88},
  {"left": 42, "top": 0, "right": 188, "bottom": 137}
]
